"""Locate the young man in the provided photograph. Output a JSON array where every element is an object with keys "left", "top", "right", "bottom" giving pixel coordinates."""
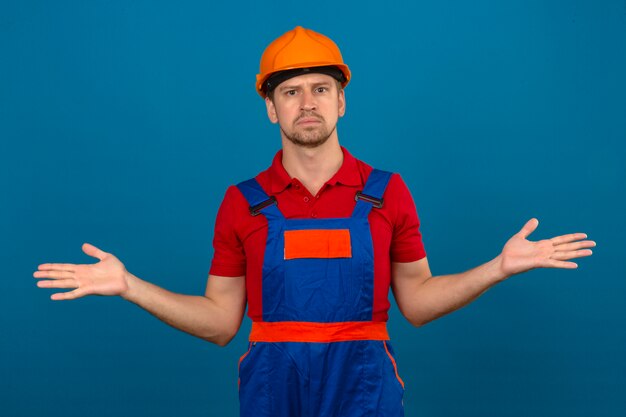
[{"left": 34, "top": 26, "right": 595, "bottom": 416}]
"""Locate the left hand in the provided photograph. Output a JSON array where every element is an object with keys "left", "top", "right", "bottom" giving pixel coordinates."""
[{"left": 499, "top": 218, "right": 595, "bottom": 277}]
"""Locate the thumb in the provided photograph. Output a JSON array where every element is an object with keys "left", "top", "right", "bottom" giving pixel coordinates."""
[
  {"left": 82, "top": 243, "right": 108, "bottom": 261},
  {"left": 518, "top": 218, "right": 539, "bottom": 239}
]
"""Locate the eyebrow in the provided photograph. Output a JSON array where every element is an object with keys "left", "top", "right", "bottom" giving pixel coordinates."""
[{"left": 278, "top": 81, "right": 332, "bottom": 92}]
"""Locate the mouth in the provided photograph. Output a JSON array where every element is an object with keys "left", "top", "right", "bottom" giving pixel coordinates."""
[{"left": 296, "top": 117, "right": 323, "bottom": 125}]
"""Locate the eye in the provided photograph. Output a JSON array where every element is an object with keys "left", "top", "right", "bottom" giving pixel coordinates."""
[
  {"left": 285, "top": 90, "right": 297, "bottom": 96},
  {"left": 315, "top": 87, "right": 328, "bottom": 93}
]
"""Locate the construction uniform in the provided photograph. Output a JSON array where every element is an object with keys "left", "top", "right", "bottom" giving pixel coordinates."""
[{"left": 210, "top": 148, "right": 426, "bottom": 417}]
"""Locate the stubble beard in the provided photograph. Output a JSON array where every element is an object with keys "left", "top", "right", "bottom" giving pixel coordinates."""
[{"left": 280, "top": 114, "right": 337, "bottom": 149}]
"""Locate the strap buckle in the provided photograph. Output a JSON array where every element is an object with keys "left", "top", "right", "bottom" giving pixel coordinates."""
[
  {"left": 249, "top": 196, "right": 277, "bottom": 216},
  {"left": 355, "top": 191, "right": 384, "bottom": 208}
]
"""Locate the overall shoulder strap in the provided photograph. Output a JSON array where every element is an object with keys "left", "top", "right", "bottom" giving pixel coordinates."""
[
  {"left": 352, "top": 169, "right": 393, "bottom": 218},
  {"left": 236, "top": 178, "right": 283, "bottom": 218}
]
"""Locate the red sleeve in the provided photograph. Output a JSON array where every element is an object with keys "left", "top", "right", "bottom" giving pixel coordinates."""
[
  {"left": 388, "top": 174, "right": 427, "bottom": 263},
  {"left": 209, "top": 186, "right": 247, "bottom": 277}
]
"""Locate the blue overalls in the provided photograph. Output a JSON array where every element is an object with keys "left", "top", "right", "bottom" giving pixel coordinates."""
[{"left": 236, "top": 169, "right": 405, "bottom": 417}]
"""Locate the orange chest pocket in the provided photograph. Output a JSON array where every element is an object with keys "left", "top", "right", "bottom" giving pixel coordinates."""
[{"left": 284, "top": 229, "right": 352, "bottom": 260}]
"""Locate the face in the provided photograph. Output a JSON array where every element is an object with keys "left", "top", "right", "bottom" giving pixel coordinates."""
[{"left": 265, "top": 73, "right": 346, "bottom": 149}]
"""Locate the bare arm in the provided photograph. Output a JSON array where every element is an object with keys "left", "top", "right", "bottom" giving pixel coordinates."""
[
  {"left": 34, "top": 243, "right": 246, "bottom": 346},
  {"left": 392, "top": 218, "right": 595, "bottom": 327}
]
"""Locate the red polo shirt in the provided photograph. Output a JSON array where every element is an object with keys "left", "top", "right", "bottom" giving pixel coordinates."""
[{"left": 209, "top": 147, "right": 426, "bottom": 322}]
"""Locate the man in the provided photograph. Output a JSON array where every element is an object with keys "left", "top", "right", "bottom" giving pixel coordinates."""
[{"left": 34, "top": 26, "right": 595, "bottom": 416}]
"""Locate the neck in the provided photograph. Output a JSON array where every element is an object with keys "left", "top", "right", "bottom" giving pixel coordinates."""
[{"left": 281, "top": 135, "right": 343, "bottom": 196}]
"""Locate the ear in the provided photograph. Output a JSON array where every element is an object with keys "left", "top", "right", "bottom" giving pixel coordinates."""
[
  {"left": 338, "top": 88, "right": 346, "bottom": 118},
  {"left": 265, "top": 97, "right": 278, "bottom": 124}
]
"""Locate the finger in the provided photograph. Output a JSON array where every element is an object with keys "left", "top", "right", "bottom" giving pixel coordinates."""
[
  {"left": 37, "top": 279, "right": 77, "bottom": 289},
  {"left": 550, "top": 233, "right": 589, "bottom": 246},
  {"left": 551, "top": 249, "right": 593, "bottom": 261},
  {"left": 542, "top": 259, "right": 578, "bottom": 269},
  {"left": 51, "top": 287, "right": 88, "bottom": 301},
  {"left": 518, "top": 218, "right": 539, "bottom": 239},
  {"left": 82, "top": 243, "right": 108, "bottom": 261},
  {"left": 33, "top": 270, "right": 75, "bottom": 280},
  {"left": 37, "top": 263, "right": 76, "bottom": 272},
  {"left": 553, "top": 240, "right": 596, "bottom": 252}
]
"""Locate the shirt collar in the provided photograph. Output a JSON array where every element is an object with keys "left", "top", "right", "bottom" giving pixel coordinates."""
[{"left": 267, "top": 146, "right": 363, "bottom": 194}]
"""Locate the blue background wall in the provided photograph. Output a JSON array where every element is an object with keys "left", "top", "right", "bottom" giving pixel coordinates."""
[{"left": 2, "top": 1, "right": 625, "bottom": 416}]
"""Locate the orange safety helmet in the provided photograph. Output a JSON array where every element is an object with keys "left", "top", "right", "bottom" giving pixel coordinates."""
[{"left": 256, "top": 26, "right": 351, "bottom": 98}]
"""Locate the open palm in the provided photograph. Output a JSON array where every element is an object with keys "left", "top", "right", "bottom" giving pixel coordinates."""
[
  {"left": 500, "top": 218, "right": 595, "bottom": 277},
  {"left": 34, "top": 243, "right": 129, "bottom": 300}
]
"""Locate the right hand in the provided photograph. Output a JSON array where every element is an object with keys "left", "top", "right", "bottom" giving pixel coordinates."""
[{"left": 34, "top": 243, "right": 129, "bottom": 300}]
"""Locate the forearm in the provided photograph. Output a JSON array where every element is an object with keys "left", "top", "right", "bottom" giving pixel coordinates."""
[
  {"left": 121, "top": 272, "right": 240, "bottom": 346},
  {"left": 401, "top": 255, "right": 509, "bottom": 327}
]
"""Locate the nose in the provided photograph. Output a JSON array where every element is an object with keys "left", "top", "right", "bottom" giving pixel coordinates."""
[{"left": 300, "top": 89, "right": 317, "bottom": 111}]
